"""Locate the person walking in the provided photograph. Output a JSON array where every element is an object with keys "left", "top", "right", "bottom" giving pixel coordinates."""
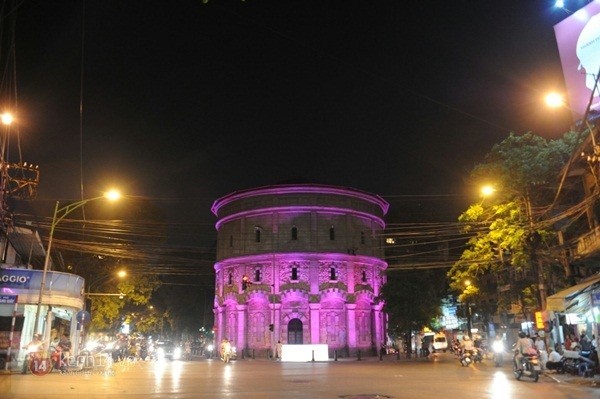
[{"left": 534, "top": 332, "right": 548, "bottom": 371}]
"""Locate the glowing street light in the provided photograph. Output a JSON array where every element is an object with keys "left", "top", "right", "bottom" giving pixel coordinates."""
[
  {"left": 87, "top": 268, "right": 127, "bottom": 295},
  {"left": 480, "top": 185, "right": 496, "bottom": 198},
  {"left": 33, "top": 190, "right": 122, "bottom": 336},
  {"left": 1, "top": 112, "right": 13, "bottom": 125},
  {"left": 544, "top": 92, "right": 566, "bottom": 109}
]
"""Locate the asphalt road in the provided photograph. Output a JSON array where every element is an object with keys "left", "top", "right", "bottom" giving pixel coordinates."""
[{"left": 0, "top": 352, "right": 597, "bottom": 399}]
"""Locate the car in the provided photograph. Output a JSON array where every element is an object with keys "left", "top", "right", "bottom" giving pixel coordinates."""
[
  {"left": 154, "top": 341, "right": 182, "bottom": 360},
  {"left": 432, "top": 334, "right": 448, "bottom": 352}
]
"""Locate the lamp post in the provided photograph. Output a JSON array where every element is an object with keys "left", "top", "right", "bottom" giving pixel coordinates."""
[
  {"left": 464, "top": 280, "right": 473, "bottom": 338},
  {"left": 33, "top": 190, "right": 121, "bottom": 336}
]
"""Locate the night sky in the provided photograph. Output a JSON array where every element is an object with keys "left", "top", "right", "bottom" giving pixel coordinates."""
[{"left": 7, "top": 1, "right": 578, "bottom": 245}]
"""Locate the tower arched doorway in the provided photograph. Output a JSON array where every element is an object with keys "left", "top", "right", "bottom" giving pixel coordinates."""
[{"left": 288, "top": 318, "right": 303, "bottom": 344}]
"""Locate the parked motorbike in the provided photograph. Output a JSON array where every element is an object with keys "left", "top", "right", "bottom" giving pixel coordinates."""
[
  {"left": 513, "top": 350, "right": 541, "bottom": 382},
  {"left": 562, "top": 348, "right": 597, "bottom": 377},
  {"left": 492, "top": 340, "right": 504, "bottom": 367}
]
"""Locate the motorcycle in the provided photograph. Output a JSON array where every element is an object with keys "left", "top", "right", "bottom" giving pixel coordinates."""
[
  {"left": 513, "top": 350, "right": 541, "bottom": 382},
  {"left": 472, "top": 348, "right": 484, "bottom": 363},
  {"left": 492, "top": 340, "right": 504, "bottom": 367},
  {"left": 460, "top": 350, "right": 474, "bottom": 366}
]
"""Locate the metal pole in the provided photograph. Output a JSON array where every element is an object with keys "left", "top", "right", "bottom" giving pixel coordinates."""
[
  {"left": 466, "top": 304, "right": 472, "bottom": 339},
  {"left": 32, "top": 196, "right": 104, "bottom": 338},
  {"left": 33, "top": 200, "right": 59, "bottom": 336}
]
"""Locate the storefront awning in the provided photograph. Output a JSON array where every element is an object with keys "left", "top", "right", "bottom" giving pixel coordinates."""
[{"left": 546, "top": 274, "right": 600, "bottom": 312}]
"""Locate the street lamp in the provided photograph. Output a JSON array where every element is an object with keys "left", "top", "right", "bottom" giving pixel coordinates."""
[{"left": 33, "top": 190, "right": 121, "bottom": 336}]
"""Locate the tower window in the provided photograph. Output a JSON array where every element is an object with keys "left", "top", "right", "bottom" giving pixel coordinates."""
[
  {"left": 229, "top": 235, "right": 234, "bottom": 247},
  {"left": 291, "top": 226, "right": 298, "bottom": 240},
  {"left": 291, "top": 267, "right": 298, "bottom": 281},
  {"left": 255, "top": 229, "right": 261, "bottom": 243},
  {"left": 228, "top": 273, "right": 233, "bottom": 285},
  {"left": 360, "top": 231, "right": 365, "bottom": 245},
  {"left": 330, "top": 267, "right": 337, "bottom": 281},
  {"left": 362, "top": 270, "right": 367, "bottom": 283},
  {"left": 329, "top": 226, "right": 335, "bottom": 240},
  {"left": 255, "top": 269, "right": 261, "bottom": 282}
]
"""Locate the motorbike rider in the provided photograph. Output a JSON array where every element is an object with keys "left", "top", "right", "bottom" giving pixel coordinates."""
[
  {"left": 220, "top": 338, "right": 232, "bottom": 362},
  {"left": 461, "top": 335, "right": 475, "bottom": 356},
  {"left": 21, "top": 334, "right": 45, "bottom": 374},
  {"left": 514, "top": 331, "right": 535, "bottom": 371},
  {"left": 57, "top": 333, "right": 71, "bottom": 372}
]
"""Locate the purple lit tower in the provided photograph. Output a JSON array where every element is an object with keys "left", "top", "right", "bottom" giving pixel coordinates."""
[{"left": 211, "top": 184, "right": 389, "bottom": 357}]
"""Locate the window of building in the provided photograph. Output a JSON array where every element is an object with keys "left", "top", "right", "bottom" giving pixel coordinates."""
[
  {"left": 360, "top": 231, "right": 365, "bottom": 245},
  {"left": 329, "top": 226, "right": 335, "bottom": 240},
  {"left": 291, "top": 266, "right": 298, "bottom": 281},
  {"left": 255, "top": 269, "right": 261, "bottom": 282},
  {"left": 362, "top": 270, "right": 367, "bottom": 283},
  {"left": 228, "top": 273, "right": 233, "bottom": 285},
  {"left": 291, "top": 226, "right": 298, "bottom": 240},
  {"left": 330, "top": 267, "right": 337, "bottom": 281},
  {"left": 255, "top": 228, "right": 261, "bottom": 243}
]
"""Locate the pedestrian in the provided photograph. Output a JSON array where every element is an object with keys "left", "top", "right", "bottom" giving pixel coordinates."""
[
  {"left": 534, "top": 332, "right": 547, "bottom": 371},
  {"left": 276, "top": 340, "right": 282, "bottom": 360},
  {"left": 57, "top": 333, "right": 72, "bottom": 372},
  {"left": 546, "top": 347, "right": 563, "bottom": 372}
]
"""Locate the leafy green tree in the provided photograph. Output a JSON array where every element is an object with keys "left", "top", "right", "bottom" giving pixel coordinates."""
[
  {"left": 448, "top": 131, "right": 582, "bottom": 317},
  {"left": 89, "top": 274, "right": 160, "bottom": 331}
]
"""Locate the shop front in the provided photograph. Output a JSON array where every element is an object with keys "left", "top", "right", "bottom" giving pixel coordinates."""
[
  {"left": 546, "top": 274, "right": 600, "bottom": 349},
  {"left": 0, "top": 267, "right": 84, "bottom": 368}
]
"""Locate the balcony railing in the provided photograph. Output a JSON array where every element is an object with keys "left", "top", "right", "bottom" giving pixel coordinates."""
[{"left": 573, "top": 225, "right": 600, "bottom": 259}]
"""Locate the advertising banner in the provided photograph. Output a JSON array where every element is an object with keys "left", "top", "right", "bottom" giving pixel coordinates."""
[
  {"left": 554, "top": 1, "right": 600, "bottom": 117},
  {"left": 0, "top": 268, "right": 34, "bottom": 289}
]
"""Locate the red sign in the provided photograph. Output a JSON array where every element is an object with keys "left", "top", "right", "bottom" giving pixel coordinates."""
[{"left": 29, "top": 358, "right": 52, "bottom": 376}]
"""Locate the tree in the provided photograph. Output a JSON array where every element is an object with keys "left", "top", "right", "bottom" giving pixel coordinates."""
[
  {"left": 89, "top": 273, "right": 160, "bottom": 331},
  {"left": 382, "top": 269, "right": 446, "bottom": 358},
  {"left": 448, "top": 131, "right": 582, "bottom": 318}
]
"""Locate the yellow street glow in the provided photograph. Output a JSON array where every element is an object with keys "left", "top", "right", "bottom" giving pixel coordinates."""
[
  {"left": 1, "top": 113, "right": 13, "bottom": 125},
  {"left": 481, "top": 185, "right": 496, "bottom": 197},
  {"left": 545, "top": 92, "right": 565, "bottom": 108},
  {"left": 104, "top": 189, "right": 121, "bottom": 201}
]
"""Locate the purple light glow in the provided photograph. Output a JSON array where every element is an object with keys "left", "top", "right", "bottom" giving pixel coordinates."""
[
  {"left": 213, "top": 184, "right": 388, "bottom": 357},
  {"left": 211, "top": 184, "right": 390, "bottom": 216},
  {"left": 214, "top": 205, "right": 386, "bottom": 230}
]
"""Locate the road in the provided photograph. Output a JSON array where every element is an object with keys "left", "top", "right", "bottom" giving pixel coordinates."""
[{"left": 0, "top": 352, "right": 597, "bottom": 399}]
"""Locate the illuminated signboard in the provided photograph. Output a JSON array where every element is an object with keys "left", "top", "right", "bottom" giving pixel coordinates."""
[
  {"left": 554, "top": 0, "right": 600, "bottom": 118},
  {"left": 0, "top": 269, "right": 33, "bottom": 289}
]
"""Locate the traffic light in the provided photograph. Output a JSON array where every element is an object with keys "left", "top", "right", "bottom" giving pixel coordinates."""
[{"left": 269, "top": 324, "right": 274, "bottom": 332}]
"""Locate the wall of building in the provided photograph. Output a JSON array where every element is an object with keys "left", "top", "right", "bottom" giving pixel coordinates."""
[{"left": 212, "top": 185, "right": 389, "bottom": 357}]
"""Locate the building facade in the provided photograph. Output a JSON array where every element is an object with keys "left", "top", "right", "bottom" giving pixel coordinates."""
[{"left": 212, "top": 184, "right": 389, "bottom": 356}]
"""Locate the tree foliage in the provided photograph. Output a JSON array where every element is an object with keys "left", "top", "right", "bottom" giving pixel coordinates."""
[
  {"left": 89, "top": 274, "right": 160, "bottom": 331},
  {"left": 448, "top": 131, "right": 582, "bottom": 316}
]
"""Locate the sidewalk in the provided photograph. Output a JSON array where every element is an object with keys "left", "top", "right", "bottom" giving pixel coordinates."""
[{"left": 544, "top": 370, "right": 600, "bottom": 388}]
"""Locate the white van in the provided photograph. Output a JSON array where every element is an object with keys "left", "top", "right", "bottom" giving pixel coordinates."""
[{"left": 432, "top": 333, "right": 448, "bottom": 352}]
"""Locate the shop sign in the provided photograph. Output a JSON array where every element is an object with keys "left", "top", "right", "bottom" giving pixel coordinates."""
[
  {"left": 0, "top": 269, "right": 33, "bottom": 288},
  {"left": 0, "top": 294, "right": 17, "bottom": 304}
]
